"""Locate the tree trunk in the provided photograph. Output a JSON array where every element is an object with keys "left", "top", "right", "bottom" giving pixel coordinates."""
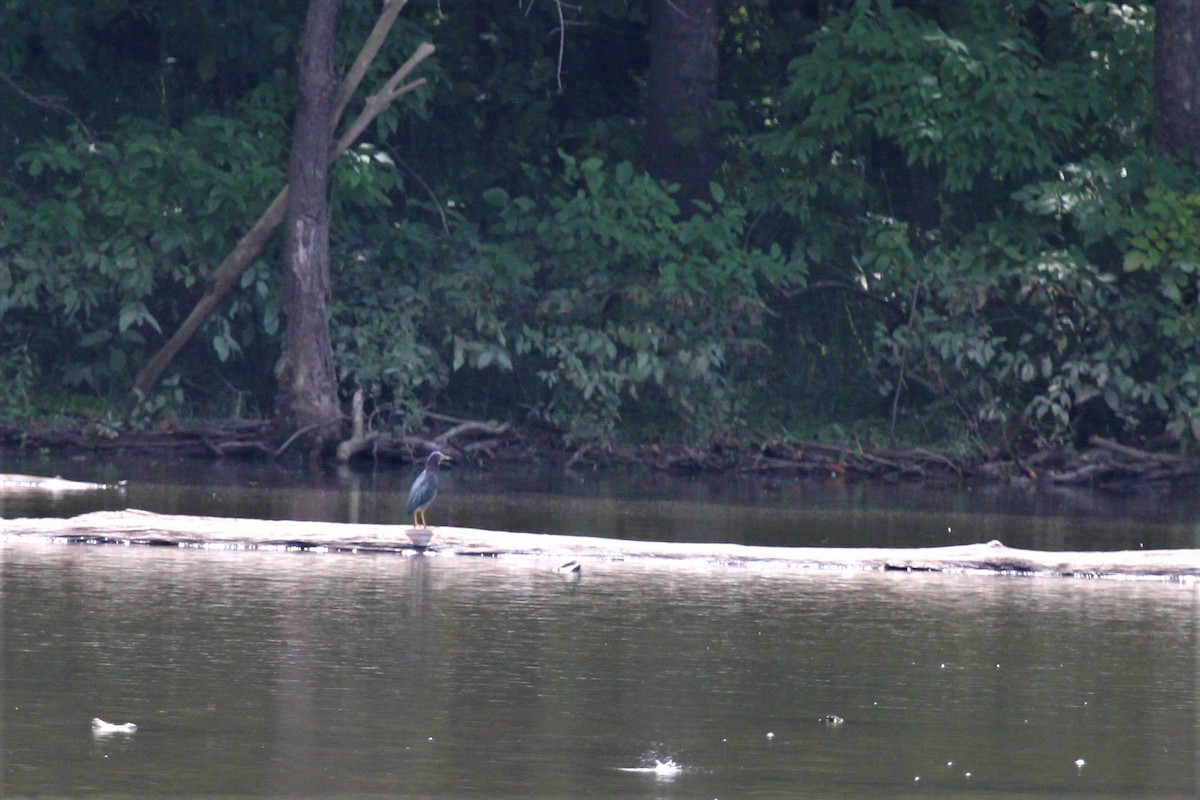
[
  {"left": 1154, "top": 0, "right": 1200, "bottom": 158},
  {"left": 646, "top": 0, "right": 720, "bottom": 212},
  {"left": 277, "top": 0, "right": 343, "bottom": 444},
  {"left": 129, "top": 25, "right": 434, "bottom": 407}
]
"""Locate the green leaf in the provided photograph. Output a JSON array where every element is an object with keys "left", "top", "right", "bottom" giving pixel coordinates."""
[{"left": 482, "top": 187, "right": 509, "bottom": 206}]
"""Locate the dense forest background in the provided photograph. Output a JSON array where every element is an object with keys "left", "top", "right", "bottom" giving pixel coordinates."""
[{"left": 2, "top": 0, "right": 1199, "bottom": 463}]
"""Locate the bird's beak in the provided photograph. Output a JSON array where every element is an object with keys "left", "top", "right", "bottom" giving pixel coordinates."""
[{"left": 439, "top": 454, "right": 452, "bottom": 462}]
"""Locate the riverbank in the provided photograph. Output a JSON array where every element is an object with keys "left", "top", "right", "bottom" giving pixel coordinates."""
[
  {"left": 2, "top": 508, "right": 1197, "bottom": 582},
  {"left": 3, "top": 415, "right": 1200, "bottom": 491}
]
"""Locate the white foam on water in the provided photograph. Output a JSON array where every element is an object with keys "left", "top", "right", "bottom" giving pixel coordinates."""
[{"left": 617, "top": 758, "right": 685, "bottom": 779}]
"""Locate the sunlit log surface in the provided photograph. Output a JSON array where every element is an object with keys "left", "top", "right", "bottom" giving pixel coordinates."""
[
  {"left": 2, "top": 509, "right": 1197, "bottom": 581},
  {"left": 0, "top": 474, "right": 124, "bottom": 492}
]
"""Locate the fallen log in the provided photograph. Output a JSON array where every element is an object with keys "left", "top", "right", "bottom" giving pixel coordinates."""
[
  {"left": 0, "top": 474, "right": 125, "bottom": 492},
  {"left": 1048, "top": 460, "right": 1115, "bottom": 485},
  {"left": 2, "top": 509, "right": 1196, "bottom": 582},
  {"left": 1088, "top": 435, "right": 1185, "bottom": 464}
]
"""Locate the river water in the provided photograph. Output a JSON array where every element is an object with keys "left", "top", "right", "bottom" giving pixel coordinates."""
[{"left": 1, "top": 454, "right": 1197, "bottom": 797}]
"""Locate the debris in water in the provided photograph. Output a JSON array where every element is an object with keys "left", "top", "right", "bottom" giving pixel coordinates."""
[{"left": 92, "top": 718, "right": 137, "bottom": 734}]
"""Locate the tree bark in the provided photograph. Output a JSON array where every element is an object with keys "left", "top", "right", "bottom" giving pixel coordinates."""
[
  {"left": 1153, "top": 0, "right": 1200, "bottom": 158},
  {"left": 277, "top": 0, "right": 343, "bottom": 443},
  {"left": 646, "top": 0, "right": 720, "bottom": 212}
]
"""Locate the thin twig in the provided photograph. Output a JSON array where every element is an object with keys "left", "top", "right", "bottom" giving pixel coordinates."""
[
  {"left": 275, "top": 416, "right": 345, "bottom": 457},
  {"left": 551, "top": 0, "right": 566, "bottom": 93},
  {"left": 389, "top": 148, "right": 450, "bottom": 233},
  {"left": 890, "top": 281, "right": 922, "bottom": 439},
  {"left": 0, "top": 71, "right": 94, "bottom": 139}
]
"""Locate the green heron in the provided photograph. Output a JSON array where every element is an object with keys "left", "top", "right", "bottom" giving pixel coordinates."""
[{"left": 406, "top": 450, "right": 451, "bottom": 528}]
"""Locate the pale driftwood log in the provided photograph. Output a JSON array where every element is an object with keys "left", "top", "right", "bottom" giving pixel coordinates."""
[
  {"left": 335, "top": 387, "right": 375, "bottom": 462},
  {"left": 335, "top": 432, "right": 385, "bottom": 462},
  {"left": 2, "top": 509, "right": 1197, "bottom": 581},
  {"left": 0, "top": 475, "right": 125, "bottom": 492},
  {"left": 436, "top": 419, "right": 510, "bottom": 443}
]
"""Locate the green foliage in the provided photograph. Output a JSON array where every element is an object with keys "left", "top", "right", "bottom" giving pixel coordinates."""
[
  {"left": 8, "top": 0, "right": 1200, "bottom": 461},
  {"left": 1121, "top": 186, "right": 1200, "bottom": 283},
  {"left": 0, "top": 87, "right": 290, "bottom": 397},
  {"left": 325, "top": 150, "right": 796, "bottom": 443},
  {"left": 741, "top": 0, "right": 1198, "bottom": 452},
  {"left": 0, "top": 343, "right": 37, "bottom": 419},
  {"left": 470, "top": 154, "right": 792, "bottom": 443},
  {"left": 330, "top": 221, "right": 460, "bottom": 412},
  {"left": 331, "top": 153, "right": 795, "bottom": 445},
  {"left": 786, "top": 4, "right": 1092, "bottom": 190},
  {"left": 867, "top": 153, "right": 1200, "bottom": 449},
  {"left": 757, "top": 0, "right": 1147, "bottom": 209}
]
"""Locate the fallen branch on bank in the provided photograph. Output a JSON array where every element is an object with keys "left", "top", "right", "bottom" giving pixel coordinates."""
[
  {"left": 4, "top": 418, "right": 1200, "bottom": 487},
  {"left": 1, "top": 509, "right": 1195, "bottom": 582},
  {"left": 1089, "top": 435, "right": 1186, "bottom": 463},
  {"left": 726, "top": 440, "right": 969, "bottom": 481},
  {"left": 1044, "top": 436, "right": 1200, "bottom": 487},
  {"left": 336, "top": 396, "right": 513, "bottom": 463}
]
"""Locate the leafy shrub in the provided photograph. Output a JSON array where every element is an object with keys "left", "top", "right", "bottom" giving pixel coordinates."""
[
  {"left": 745, "top": 0, "right": 1188, "bottom": 451},
  {"left": 868, "top": 155, "right": 1200, "bottom": 450},
  {"left": 332, "top": 153, "right": 796, "bottom": 445},
  {"left": 328, "top": 153, "right": 801, "bottom": 443},
  {"left": 471, "top": 154, "right": 794, "bottom": 443},
  {"left": 0, "top": 85, "right": 290, "bottom": 402}
]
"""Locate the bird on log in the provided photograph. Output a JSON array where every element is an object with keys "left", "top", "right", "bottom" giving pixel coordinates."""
[{"left": 406, "top": 451, "right": 451, "bottom": 529}]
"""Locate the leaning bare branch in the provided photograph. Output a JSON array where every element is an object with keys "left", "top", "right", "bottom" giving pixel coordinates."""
[
  {"left": 333, "top": 43, "right": 434, "bottom": 150},
  {"left": 129, "top": 25, "right": 435, "bottom": 404},
  {"left": 331, "top": 0, "right": 412, "bottom": 126}
]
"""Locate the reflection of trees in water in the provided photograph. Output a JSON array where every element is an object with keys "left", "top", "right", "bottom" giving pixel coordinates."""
[{"left": 273, "top": 553, "right": 438, "bottom": 794}]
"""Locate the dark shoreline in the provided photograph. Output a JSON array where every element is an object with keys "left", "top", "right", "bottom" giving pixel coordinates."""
[{"left": 4, "top": 417, "right": 1200, "bottom": 492}]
